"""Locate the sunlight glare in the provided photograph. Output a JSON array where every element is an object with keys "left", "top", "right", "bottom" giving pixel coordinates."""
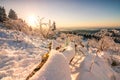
[{"left": 26, "top": 15, "right": 38, "bottom": 27}]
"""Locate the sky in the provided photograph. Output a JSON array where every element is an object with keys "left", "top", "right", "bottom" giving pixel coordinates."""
[{"left": 0, "top": 0, "right": 120, "bottom": 29}]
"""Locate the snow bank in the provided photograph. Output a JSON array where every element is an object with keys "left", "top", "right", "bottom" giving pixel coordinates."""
[
  {"left": 63, "top": 42, "right": 75, "bottom": 62},
  {"left": 76, "top": 53, "right": 120, "bottom": 80},
  {"left": 30, "top": 50, "right": 71, "bottom": 80},
  {"left": 30, "top": 42, "right": 76, "bottom": 80}
]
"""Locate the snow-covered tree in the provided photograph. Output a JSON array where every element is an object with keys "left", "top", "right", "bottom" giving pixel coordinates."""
[
  {"left": 8, "top": 9, "right": 18, "bottom": 20},
  {"left": 51, "top": 21, "right": 56, "bottom": 31},
  {"left": 0, "top": 6, "right": 7, "bottom": 22}
]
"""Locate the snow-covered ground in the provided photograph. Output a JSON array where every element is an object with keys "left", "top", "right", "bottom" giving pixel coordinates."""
[
  {"left": 0, "top": 24, "right": 120, "bottom": 80},
  {"left": 0, "top": 25, "right": 50, "bottom": 80}
]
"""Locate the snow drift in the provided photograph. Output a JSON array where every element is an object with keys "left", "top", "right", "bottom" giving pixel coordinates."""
[
  {"left": 30, "top": 50, "right": 71, "bottom": 80},
  {"left": 30, "top": 42, "right": 75, "bottom": 80},
  {"left": 75, "top": 52, "right": 120, "bottom": 80}
]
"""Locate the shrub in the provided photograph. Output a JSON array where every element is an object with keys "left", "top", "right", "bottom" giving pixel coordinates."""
[{"left": 4, "top": 19, "right": 31, "bottom": 34}]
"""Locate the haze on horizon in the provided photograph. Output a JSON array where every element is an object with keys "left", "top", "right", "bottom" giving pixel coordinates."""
[{"left": 0, "top": 0, "right": 120, "bottom": 29}]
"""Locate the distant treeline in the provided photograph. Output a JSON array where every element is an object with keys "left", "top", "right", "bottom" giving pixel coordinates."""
[{"left": 61, "top": 29, "right": 120, "bottom": 43}]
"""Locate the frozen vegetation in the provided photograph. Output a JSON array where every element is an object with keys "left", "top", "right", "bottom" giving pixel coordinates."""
[
  {"left": 0, "top": 24, "right": 50, "bottom": 80},
  {"left": 0, "top": 23, "right": 120, "bottom": 80}
]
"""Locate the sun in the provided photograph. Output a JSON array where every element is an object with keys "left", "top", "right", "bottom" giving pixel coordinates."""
[{"left": 26, "top": 15, "right": 38, "bottom": 27}]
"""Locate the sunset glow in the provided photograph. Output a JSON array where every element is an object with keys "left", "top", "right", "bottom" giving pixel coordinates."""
[{"left": 0, "top": 0, "right": 120, "bottom": 29}]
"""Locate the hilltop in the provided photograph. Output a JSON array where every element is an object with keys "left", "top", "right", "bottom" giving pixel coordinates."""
[{"left": 0, "top": 22, "right": 120, "bottom": 80}]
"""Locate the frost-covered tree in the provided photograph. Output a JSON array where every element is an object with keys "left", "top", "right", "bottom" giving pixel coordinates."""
[
  {"left": 51, "top": 21, "right": 56, "bottom": 31},
  {"left": 0, "top": 6, "right": 7, "bottom": 22},
  {"left": 8, "top": 9, "right": 18, "bottom": 20}
]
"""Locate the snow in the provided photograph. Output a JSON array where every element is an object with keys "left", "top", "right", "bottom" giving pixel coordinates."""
[
  {"left": 0, "top": 26, "right": 49, "bottom": 80},
  {"left": 71, "top": 52, "right": 120, "bottom": 80},
  {"left": 63, "top": 42, "right": 75, "bottom": 62},
  {"left": 0, "top": 24, "right": 120, "bottom": 80},
  {"left": 79, "top": 54, "right": 114, "bottom": 80},
  {"left": 30, "top": 49, "right": 71, "bottom": 80},
  {"left": 0, "top": 49, "right": 42, "bottom": 80}
]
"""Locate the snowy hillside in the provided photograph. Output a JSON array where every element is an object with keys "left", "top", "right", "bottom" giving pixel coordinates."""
[
  {"left": 0, "top": 25, "right": 50, "bottom": 80},
  {"left": 0, "top": 24, "right": 120, "bottom": 80}
]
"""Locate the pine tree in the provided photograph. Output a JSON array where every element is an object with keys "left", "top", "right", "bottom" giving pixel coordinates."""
[
  {"left": 0, "top": 6, "right": 7, "bottom": 22},
  {"left": 8, "top": 9, "right": 18, "bottom": 20}
]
